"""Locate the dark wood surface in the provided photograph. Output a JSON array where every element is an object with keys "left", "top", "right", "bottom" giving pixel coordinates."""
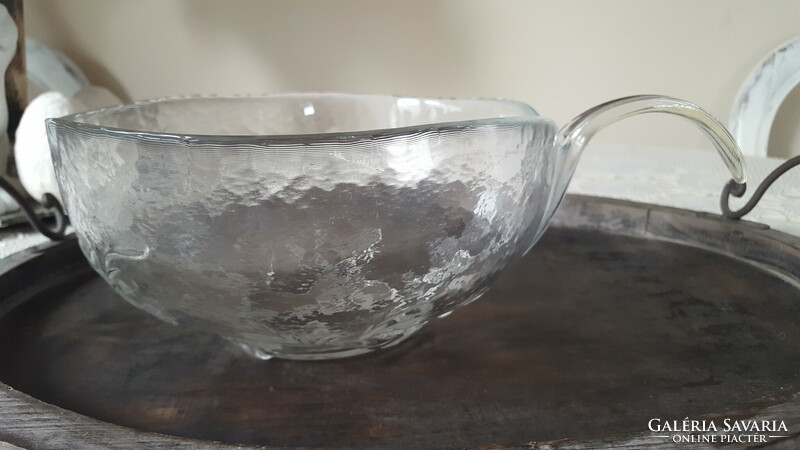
[{"left": 1, "top": 195, "right": 800, "bottom": 449}]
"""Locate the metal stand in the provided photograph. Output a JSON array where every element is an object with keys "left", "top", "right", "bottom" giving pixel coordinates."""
[
  {"left": 0, "top": 176, "right": 67, "bottom": 240},
  {"left": 721, "top": 154, "right": 800, "bottom": 220}
]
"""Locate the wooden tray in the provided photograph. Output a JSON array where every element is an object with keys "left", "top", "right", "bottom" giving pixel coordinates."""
[{"left": 1, "top": 195, "right": 799, "bottom": 449}]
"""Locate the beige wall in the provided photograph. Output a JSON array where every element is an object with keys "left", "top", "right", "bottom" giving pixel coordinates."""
[{"left": 25, "top": 0, "right": 800, "bottom": 158}]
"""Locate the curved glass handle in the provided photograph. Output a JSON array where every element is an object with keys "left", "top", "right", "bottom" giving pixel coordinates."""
[{"left": 545, "top": 95, "right": 748, "bottom": 222}]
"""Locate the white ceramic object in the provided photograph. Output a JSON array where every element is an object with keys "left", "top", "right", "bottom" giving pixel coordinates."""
[
  {"left": 15, "top": 86, "right": 121, "bottom": 203},
  {"left": 25, "top": 38, "right": 90, "bottom": 101},
  {"left": 730, "top": 37, "right": 800, "bottom": 157}
]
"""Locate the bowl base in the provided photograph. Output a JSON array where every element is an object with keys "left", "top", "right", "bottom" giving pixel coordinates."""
[{"left": 233, "top": 329, "right": 419, "bottom": 361}]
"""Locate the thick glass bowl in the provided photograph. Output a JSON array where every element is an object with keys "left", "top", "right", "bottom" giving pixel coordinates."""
[{"left": 46, "top": 93, "right": 745, "bottom": 360}]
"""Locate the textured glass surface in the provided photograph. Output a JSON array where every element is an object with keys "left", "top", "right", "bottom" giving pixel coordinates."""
[
  {"left": 48, "top": 94, "right": 558, "bottom": 359},
  {"left": 46, "top": 93, "right": 746, "bottom": 360}
]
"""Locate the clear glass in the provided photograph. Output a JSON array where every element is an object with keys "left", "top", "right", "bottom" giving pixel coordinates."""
[{"left": 46, "top": 93, "right": 745, "bottom": 360}]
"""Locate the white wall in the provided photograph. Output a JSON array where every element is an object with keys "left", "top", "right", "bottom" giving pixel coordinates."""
[{"left": 25, "top": 0, "right": 800, "bottom": 158}]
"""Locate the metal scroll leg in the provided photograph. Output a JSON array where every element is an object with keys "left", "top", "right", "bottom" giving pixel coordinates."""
[
  {"left": 721, "top": 154, "right": 800, "bottom": 220},
  {"left": 0, "top": 175, "right": 68, "bottom": 241}
]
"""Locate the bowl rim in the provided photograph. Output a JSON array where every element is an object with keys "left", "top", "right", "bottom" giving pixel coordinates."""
[{"left": 47, "top": 92, "right": 550, "bottom": 146}]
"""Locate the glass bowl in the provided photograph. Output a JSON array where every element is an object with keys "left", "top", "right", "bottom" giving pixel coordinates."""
[{"left": 46, "top": 93, "right": 745, "bottom": 360}]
